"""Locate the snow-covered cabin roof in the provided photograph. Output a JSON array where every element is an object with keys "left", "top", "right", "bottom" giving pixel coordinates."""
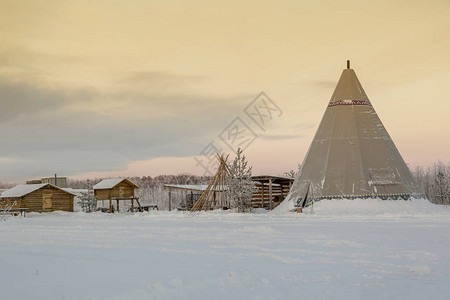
[
  {"left": 93, "top": 178, "right": 139, "bottom": 190},
  {"left": 62, "top": 188, "right": 88, "bottom": 195},
  {"left": 0, "top": 184, "right": 77, "bottom": 198}
]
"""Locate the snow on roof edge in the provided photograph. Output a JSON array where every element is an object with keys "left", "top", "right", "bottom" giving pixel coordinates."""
[
  {"left": 1, "top": 183, "right": 77, "bottom": 198},
  {"left": 93, "top": 178, "right": 139, "bottom": 190}
]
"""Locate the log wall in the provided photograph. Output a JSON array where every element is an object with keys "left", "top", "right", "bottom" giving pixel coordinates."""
[
  {"left": 94, "top": 182, "right": 136, "bottom": 200},
  {"left": 2, "top": 186, "right": 74, "bottom": 212}
]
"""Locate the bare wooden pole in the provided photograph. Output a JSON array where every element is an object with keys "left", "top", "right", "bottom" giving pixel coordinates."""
[
  {"left": 269, "top": 178, "right": 273, "bottom": 210},
  {"left": 223, "top": 155, "right": 228, "bottom": 208},
  {"left": 201, "top": 171, "right": 221, "bottom": 210},
  {"left": 168, "top": 189, "right": 172, "bottom": 211},
  {"left": 198, "top": 175, "right": 217, "bottom": 210},
  {"left": 261, "top": 183, "right": 265, "bottom": 208},
  {"left": 221, "top": 166, "right": 225, "bottom": 208},
  {"left": 191, "top": 170, "right": 218, "bottom": 212},
  {"left": 191, "top": 153, "right": 230, "bottom": 212}
]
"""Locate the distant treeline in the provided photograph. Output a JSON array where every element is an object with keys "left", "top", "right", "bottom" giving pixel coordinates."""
[
  {"left": 67, "top": 174, "right": 212, "bottom": 189},
  {"left": 69, "top": 174, "right": 212, "bottom": 210},
  {"left": 1, "top": 162, "right": 448, "bottom": 206}
]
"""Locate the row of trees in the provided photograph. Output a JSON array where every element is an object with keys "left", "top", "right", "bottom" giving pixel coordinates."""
[
  {"left": 68, "top": 174, "right": 211, "bottom": 189},
  {"left": 70, "top": 148, "right": 257, "bottom": 212},
  {"left": 2, "top": 159, "right": 449, "bottom": 212},
  {"left": 70, "top": 174, "right": 213, "bottom": 211}
]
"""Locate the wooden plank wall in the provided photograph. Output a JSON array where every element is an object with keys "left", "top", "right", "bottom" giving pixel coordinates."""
[
  {"left": 0, "top": 199, "right": 22, "bottom": 209},
  {"left": 95, "top": 182, "right": 136, "bottom": 200},
  {"left": 3, "top": 187, "right": 74, "bottom": 212},
  {"left": 110, "top": 182, "right": 135, "bottom": 198},
  {"left": 95, "top": 189, "right": 111, "bottom": 200},
  {"left": 251, "top": 183, "right": 290, "bottom": 209}
]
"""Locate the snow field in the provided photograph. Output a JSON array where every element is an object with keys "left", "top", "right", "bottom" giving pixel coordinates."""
[{"left": 1, "top": 201, "right": 450, "bottom": 299}]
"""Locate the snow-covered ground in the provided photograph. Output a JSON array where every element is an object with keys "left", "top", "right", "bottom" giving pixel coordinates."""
[{"left": 1, "top": 200, "right": 450, "bottom": 299}]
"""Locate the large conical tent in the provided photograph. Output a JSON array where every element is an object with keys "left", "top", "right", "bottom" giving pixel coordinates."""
[{"left": 282, "top": 61, "right": 422, "bottom": 210}]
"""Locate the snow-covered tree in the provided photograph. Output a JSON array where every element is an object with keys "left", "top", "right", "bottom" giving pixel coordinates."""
[
  {"left": 78, "top": 179, "right": 97, "bottom": 212},
  {"left": 433, "top": 170, "right": 450, "bottom": 205},
  {"left": 227, "top": 148, "right": 256, "bottom": 212},
  {"left": 411, "top": 161, "right": 450, "bottom": 205}
]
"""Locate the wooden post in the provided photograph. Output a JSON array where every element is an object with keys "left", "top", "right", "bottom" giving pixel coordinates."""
[
  {"left": 269, "top": 178, "right": 273, "bottom": 210},
  {"left": 261, "top": 183, "right": 264, "bottom": 208},
  {"left": 168, "top": 189, "right": 172, "bottom": 211},
  {"left": 131, "top": 198, "right": 134, "bottom": 212},
  {"left": 109, "top": 199, "right": 112, "bottom": 213},
  {"left": 185, "top": 190, "right": 188, "bottom": 210},
  {"left": 116, "top": 199, "right": 119, "bottom": 213},
  {"left": 221, "top": 169, "right": 225, "bottom": 209}
]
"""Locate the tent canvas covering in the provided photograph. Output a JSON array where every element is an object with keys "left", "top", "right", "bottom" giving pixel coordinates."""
[{"left": 281, "top": 63, "right": 422, "bottom": 210}]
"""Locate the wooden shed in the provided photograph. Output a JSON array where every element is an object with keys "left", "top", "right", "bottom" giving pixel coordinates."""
[
  {"left": 164, "top": 175, "right": 295, "bottom": 211},
  {"left": 93, "top": 178, "right": 139, "bottom": 212},
  {"left": 164, "top": 184, "right": 223, "bottom": 211},
  {"left": 251, "top": 175, "right": 294, "bottom": 210},
  {"left": 0, "top": 184, "right": 75, "bottom": 212}
]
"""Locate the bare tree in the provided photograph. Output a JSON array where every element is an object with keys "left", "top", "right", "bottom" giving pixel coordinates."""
[{"left": 283, "top": 164, "right": 301, "bottom": 178}]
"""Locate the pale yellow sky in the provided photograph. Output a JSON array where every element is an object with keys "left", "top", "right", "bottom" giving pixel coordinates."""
[{"left": 0, "top": 0, "right": 449, "bottom": 181}]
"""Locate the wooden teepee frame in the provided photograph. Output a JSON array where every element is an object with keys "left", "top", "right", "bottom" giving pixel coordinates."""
[{"left": 190, "top": 153, "right": 230, "bottom": 212}]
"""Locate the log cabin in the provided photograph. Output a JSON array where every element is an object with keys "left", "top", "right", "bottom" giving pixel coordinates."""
[
  {"left": 93, "top": 178, "right": 139, "bottom": 212},
  {"left": 0, "top": 184, "right": 75, "bottom": 212}
]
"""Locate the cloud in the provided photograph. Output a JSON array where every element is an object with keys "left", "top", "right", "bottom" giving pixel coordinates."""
[
  {"left": 0, "top": 77, "right": 252, "bottom": 181},
  {"left": 117, "top": 71, "right": 203, "bottom": 89},
  {"left": 259, "top": 133, "right": 303, "bottom": 140},
  {"left": 0, "top": 80, "right": 79, "bottom": 122}
]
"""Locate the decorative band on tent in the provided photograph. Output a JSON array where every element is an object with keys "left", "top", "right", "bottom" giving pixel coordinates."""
[
  {"left": 328, "top": 100, "right": 371, "bottom": 107},
  {"left": 295, "top": 193, "right": 426, "bottom": 207}
]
